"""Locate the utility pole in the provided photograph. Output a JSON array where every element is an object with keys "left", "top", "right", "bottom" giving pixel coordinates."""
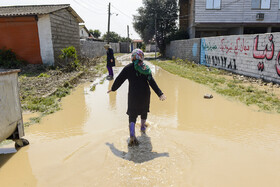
[
  {"left": 127, "top": 25, "right": 130, "bottom": 39},
  {"left": 155, "top": 13, "right": 157, "bottom": 59},
  {"left": 107, "top": 2, "right": 111, "bottom": 44}
]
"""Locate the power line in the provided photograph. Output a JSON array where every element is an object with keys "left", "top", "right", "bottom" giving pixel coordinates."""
[
  {"left": 111, "top": 4, "right": 133, "bottom": 20},
  {"left": 72, "top": 0, "right": 107, "bottom": 15},
  {"left": 78, "top": 0, "right": 105, "bottom": 12},
  {"left": 88, "top": 0, "right": 108, "bottom": 7}
]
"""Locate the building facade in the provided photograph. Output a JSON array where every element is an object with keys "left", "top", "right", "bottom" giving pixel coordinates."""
[
  {"left": 0, "top": 4, "right": 83, "bottom": 66},
  {"left": 79, "top": 25, "right": 91, "bottom": 39},
  {"left": 180, "top": 0, "right": 280, "bottom": 38}
]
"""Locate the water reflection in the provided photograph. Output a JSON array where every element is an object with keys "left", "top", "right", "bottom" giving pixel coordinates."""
[
  {"left": 108, "top": 80, "right": 117, "bottom": 110},
  {"left": 106, "top": 134, "right": 169, "bottom": 163},
  {"left": 27, "top": 85, "right": 88, "bottom": 139}
]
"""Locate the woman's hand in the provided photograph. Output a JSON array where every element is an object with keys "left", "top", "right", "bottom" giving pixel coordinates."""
[
  {"left": 159, "top": 94, "right": 166, "bottom": 101},
  {"left": 110, "top": 59, "right": 113, "bottom": 62},
  {"left": 107, "top": 89, "right": 112, "bottom": 94}
]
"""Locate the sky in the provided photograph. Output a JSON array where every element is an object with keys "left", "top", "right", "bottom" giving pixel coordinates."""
[{"left": 0, "top": 0, "right": 143, "bottom": 39}]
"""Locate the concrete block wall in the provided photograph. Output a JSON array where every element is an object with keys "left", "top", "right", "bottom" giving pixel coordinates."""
[
  {"left": 50, "top": 9, "right": 80, "bottom": 64},
  {"left": 146, "top": 44, "right": 158, "bottom": 52},
  {"left": 165, "top": 38, "right": 201, "bottom": 63},
  {"left": 80, "top": 40, "right": 120, "bottom": 58},
  {"left": 200, "top": 33, "right": 280, "bottom": 83}
]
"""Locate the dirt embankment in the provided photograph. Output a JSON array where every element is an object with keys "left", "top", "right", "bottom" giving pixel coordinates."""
[{"left": 18, "top": 56, "right": 108, "bottom": 124}]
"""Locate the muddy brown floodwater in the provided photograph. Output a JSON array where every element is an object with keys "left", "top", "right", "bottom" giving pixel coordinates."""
[{"left": 1, "top": 55, "right": 280, "bottom": 187}]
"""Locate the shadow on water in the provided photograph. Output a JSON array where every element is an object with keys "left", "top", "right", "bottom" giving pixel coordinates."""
[
  {"left": 106, "top": 134, "right": 169, "bottom": 163},
  {"left": 0, "top": 148, "right": 17, "bottom": 168}
]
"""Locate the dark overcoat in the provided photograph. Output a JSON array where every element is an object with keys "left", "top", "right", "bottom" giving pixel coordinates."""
[
  {"left": 111, "top": 63, "right": 163, "bottom": 116},
  {"left": 107, "top": 48, "right": 115, "bottom": 67}
]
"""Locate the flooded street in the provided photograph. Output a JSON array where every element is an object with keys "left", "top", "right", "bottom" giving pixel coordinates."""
[{"left": 1, "top": 55, "right": 280, "bottom": 187}]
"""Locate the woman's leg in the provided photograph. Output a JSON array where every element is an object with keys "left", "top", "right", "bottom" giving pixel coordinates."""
[
  {"left": 129, "top": 114, "right": 137, "bottom": 137},
  {"left": 128, "top": 114, "right": 139, "bottom": 146},
  {"left": 140, "top": 113, "right": 148, "bottom": 133},
  {"left": 107, "top": 66, "right": 113, "bottom": 77}
]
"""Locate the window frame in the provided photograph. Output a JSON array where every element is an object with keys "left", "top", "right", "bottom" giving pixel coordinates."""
[
  {"left": 251, "top": 0, "right": 271, "bottom": 10},
  {"left": 206, "top": 0, "right": 221, "bottom": 10}
]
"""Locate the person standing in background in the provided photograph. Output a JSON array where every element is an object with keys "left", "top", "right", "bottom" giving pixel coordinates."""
[{"left": 104, "top": 44, "right": 115, "bottom": 80}]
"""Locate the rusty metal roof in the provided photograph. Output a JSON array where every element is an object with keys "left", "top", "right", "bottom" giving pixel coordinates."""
[{"left": 0, "top": 4, "right": 84, "bottom": 23}]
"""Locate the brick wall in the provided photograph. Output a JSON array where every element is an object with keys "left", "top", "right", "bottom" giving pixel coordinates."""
[
  {"left": 80, "top": 40, "right": 120, "bottom": 58},
  {"left": 165, "top": 38, "right": 201, "bottom": 63},
  {"left": 200, "top": 33, "right": 280, "bottom": 83},
  {"left": 49, "top": 9, "right": 80, "bottom": 65}
]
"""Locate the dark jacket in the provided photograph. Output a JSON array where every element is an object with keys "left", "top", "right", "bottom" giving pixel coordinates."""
[
  {"left": 107, "top": 48, "right": 115, "bottom": 67},
  {"left": 111, "top": 63, "right": 163, "bottom": 116}
]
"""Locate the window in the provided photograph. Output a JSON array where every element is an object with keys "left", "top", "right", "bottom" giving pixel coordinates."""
[
  {"left": 206, "top": 0, "right": 221, "bottom": 9},
  {"left": 252, "top": 0, "right": 270, "bottom": 9}
]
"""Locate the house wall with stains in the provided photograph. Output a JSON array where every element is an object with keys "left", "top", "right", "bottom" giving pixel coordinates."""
[
  {"left": 165, "top": 38, "right": 201, "bottom": 63},
  {"left": 200, "top": 33, "right": 280, "bottom": 83},
  {"left": 50, "top": 9, "right": 80, "bottom": 65}
]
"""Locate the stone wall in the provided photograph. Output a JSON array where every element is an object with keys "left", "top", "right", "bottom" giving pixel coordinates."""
[
  {"left": 80, "top": 40, "right": 120, "bottom": 58},
  {"left": 50, "top": 9, "right": 80, "bottom": 65},
  {"left": 200, "top": 33, "right": 280, "bottom": 83},
  {"left": 165, "top": 38, "right": 201, "bottom": 63},
  {"left": 146, "top": 44, "right": 158, "bottom": 52}
]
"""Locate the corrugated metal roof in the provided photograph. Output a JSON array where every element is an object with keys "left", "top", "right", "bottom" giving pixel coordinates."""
[{"left": 0, "top": 4, "right": 84, "bottom": 23}]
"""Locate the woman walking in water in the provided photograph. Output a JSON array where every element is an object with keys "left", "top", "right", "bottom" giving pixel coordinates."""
[
  {"left": 107, "top": 49, "right": 166, "bottom": 146},
  {"left": 104, "top": 44, "right": 115, "bottom": 80}
]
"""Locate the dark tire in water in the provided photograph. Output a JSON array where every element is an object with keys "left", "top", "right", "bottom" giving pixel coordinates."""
[{"left": 15, "top": 138, "right": 29, "bottom": 148}]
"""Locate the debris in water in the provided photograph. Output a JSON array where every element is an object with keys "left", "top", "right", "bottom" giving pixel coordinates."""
[
  {"left": 204, "top": 94, "right": 213, "bottom": 99},
  {"left": 90, "top": 84, "right": 97, "bottom": 91}
]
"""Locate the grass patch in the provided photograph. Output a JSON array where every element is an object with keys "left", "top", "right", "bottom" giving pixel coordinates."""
[
  {"left": 37, "top": 73, "right": 50, "bottom": 78},
  {"left": 151, "top": 58, "right": 280, "bottom": 113}
]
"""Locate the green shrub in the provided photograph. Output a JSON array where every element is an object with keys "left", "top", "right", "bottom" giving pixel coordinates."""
[
  {"left": 0, "top": 48, "right": 26, "bottom": 68},
  {"left": 37, "top": 73, "right": 50, "bottom": 78},
  {"left": 59, "top": 46, "right": 80, "bottom": 71}
]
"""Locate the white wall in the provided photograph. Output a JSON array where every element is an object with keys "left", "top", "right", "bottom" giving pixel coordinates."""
[
  {"left": 200, "top": 33, "right": 280, "bottom": 83},
  {"left": 37, "top": 14, "right": 55, "bottom": 66},
  {"left": 80, "top": 27, "right": 89, "bottom": 38}
]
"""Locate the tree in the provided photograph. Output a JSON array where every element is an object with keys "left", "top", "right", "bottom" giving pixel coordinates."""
[
  {"left": 102, "top": 31, "right": 121, "bottom": 43},
  {"left": 93, "top": 29, "right": 101, "bottom": 39},
  {"left": 133, "top": 0, "right": 178, "bottom": 55},
  {"left": 89, "top": 29, "right": 94, "bottom": 36},
  {"left": 89, "top": 29, "right": 101, "bottom": 39},
  {"left": 120, "top": 37, "right": 132, "bottom": 42}
]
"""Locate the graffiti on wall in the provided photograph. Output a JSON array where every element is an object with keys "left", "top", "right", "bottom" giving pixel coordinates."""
[
  {"left": 220, "top": 37, "right": 250, "bottom": 55},
  {"left": 192, "top": 43, "right": 198, "bottom": 57},
  {"left": 252, "top": 34, "right": 280, "bottom": 76},
  {"left": 201, "top": 33, "right": 280, "bottom": 78},
  {"left": 200, "top": 38, "right": 238, "bottom": 70},
  {"left": 202, "top": 41, "right": 217, "bottom": 51},
  {"left": 253, "top": 34, "right": 274, "bottom": 60}
]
